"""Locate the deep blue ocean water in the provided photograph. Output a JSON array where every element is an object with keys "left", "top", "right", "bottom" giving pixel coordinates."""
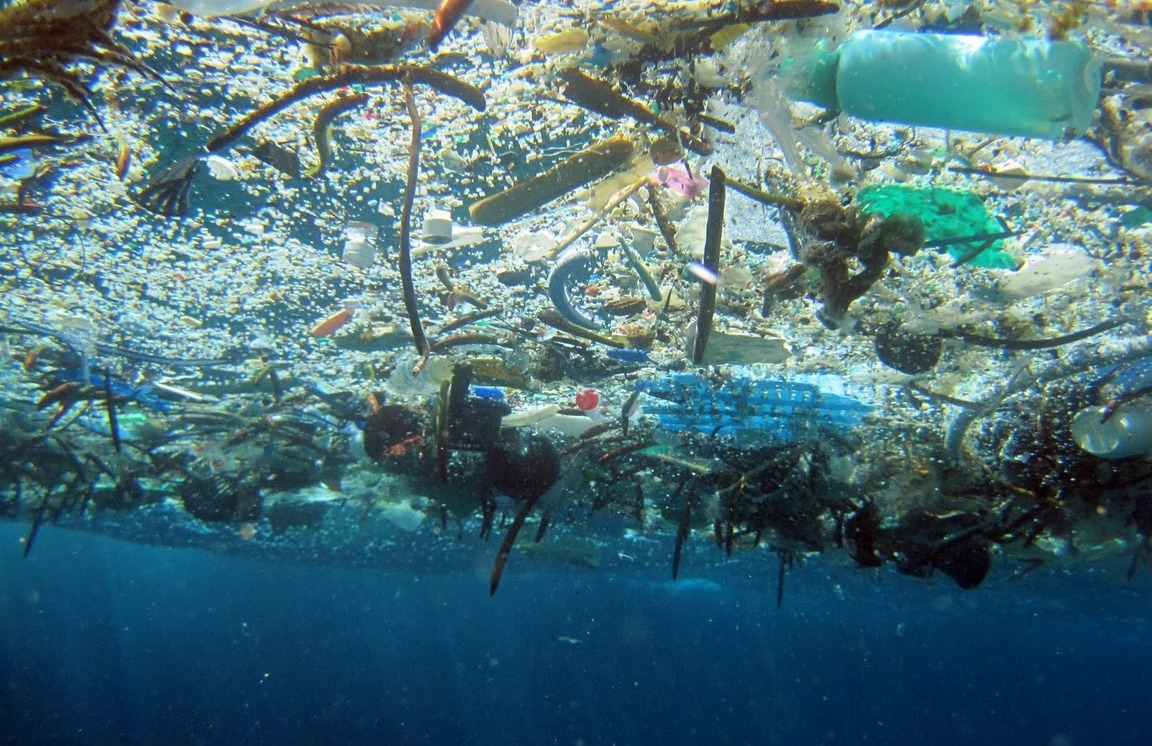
[{"left": 2, "top": 522, "right": 1149, "bottom": 746}]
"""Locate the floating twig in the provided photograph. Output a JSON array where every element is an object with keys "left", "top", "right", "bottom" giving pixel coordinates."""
[
  {"left": 429, "top": 0, "right": 479, "bottom": 51},
  {"left": 672, "top": 478, "right": 693, "bottom": 580},
  {"left": 646, "top": 183, "right": 682, "bottom": 256},
  {"left": 621, "top": 388, "right": 641, "bottom": 439},
  {"left": 489, "top": 490, "right": 540, "bottom": 596},
  {"left": 538, "top": 309, "right": 629, "bottom": 348},
  {"left": 906, "top": 381, "right": 979, "bottom": 410},
  {"left": 102, "top": 369, "right": 121, "bottom": 453},
  {"left": 399, "top": 79, "right": 431, "bottom": 359},
  {"left": 776, "top": 551, "right": 789, "bottom": 609},
  {"left": 7, "top": 319, "right": 233, "bottom": 369},
  {"left": 948, "top": 165, "right": 1137, "bottom": 187},
  {"left": 429, "top": 333, "right": 506, "bottom": 351},
  {"left": 207, "top": 64, "right": 485, "bottom": 153},
  {"left": 557, "top": 68, "right": 712, "bottom": 156},
  {"left": 692, "top": 165, "right": 725, "bottom": 365},
  {"left": 1101, "top": 384, "right": 1152, "bottom": 423},
  {"left": 692, "top": 0, "right": 839, "bottom": 27},
  {"left": 436, "top": 308, "right": 502, "bottom": 336},
  {"left": 136, "top": 66, "right": 484, "bottom": 217},
  {"left": 725, "top": 176, "right": 805, "bottom": 211},
  {"left": 697, "top": 113, "right": 736, "bottom": 134},
  {"left": 945, "top": 333, "right": 1152, "bottom": 461},
  {"left": 596, "top": 438, "right": 656, "bottom": 464}
]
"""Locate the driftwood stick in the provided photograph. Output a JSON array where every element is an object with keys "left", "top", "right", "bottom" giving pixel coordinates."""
[
  {"left": 692, "top": 166, "right": 725, "bottom": 365},
  {"left": 399, "top": 80, "right": 431, "bottom": 358}
]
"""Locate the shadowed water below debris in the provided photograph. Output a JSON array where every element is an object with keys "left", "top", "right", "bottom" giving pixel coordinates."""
[{"left": 2, "top": 523, "right": 1150, "bottom": 746}]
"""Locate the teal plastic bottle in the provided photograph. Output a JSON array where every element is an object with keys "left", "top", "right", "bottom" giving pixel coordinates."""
[{"left": 785, "top": 30, "right": 1101, "bottom": 140}]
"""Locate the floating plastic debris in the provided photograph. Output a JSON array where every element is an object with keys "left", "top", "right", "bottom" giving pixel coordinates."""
[
  {"left": 533, "top": 28, "right": 589, "bottom": 55},
  {"left": 205, "top": 154, "right": 238, "bottom": 181},
  {"left": 683, "top": 322, "right": 791, "bottom": 366},
  {"left": 1072, "top": 404, "right": 1152, "bottom": 459},
  {"left": 855, "top": 185, "right": 1017, "bottom": 269},
  {"left": 3, "top": 0, "right": 1150, "bottom": 604},
  {"left": 574, "top": 389, "right": 600, "bottom": 412},
  {"left": 784, "top": 30, "right": 1101, "bottom": 140},
  {"left": 638, "top": 373, "right": 872, "bottom": 439},
  {"left": 341, "top": 221, "right": 378, "bottom": 268}
]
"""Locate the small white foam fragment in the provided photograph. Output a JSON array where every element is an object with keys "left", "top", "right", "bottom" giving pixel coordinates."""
[
  {"left": 985, "top": 160, "right": 1030, "bottom": 191},
  {"left": 675, "top": 206, "right": 708, "bottom": 259},
  {"left": 482, "top": 20, "right": 515, "bottom": 58},
  {"left": 264, "top": 484, "right": 343, "bottom": 507},
  {"left": 151, "top": 380, "right": 213, "bottom": 402},
  {"left": 510, "top": 230, "right": 557, "bottom": 262},
  {"left": 206, "top": 154, "right": 239, "bottom": 181},
  {"left": 48, "top": 312, "right": 98, "bottom": 335}
]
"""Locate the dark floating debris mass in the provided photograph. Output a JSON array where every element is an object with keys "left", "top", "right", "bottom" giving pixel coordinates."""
[{"left": 4, "top": 0, "right": 1152, "bottom": 598}]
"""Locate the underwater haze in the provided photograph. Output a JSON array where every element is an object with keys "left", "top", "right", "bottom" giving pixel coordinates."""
[{"left": 2, "top": 522, "right": 1151, "bottom": 746}]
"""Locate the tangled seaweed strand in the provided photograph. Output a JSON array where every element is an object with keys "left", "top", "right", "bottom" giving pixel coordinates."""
[
  {"left": 205, "top": 64, "right": 486, "bottom": 153},
  {"left": 945, "top": 326, "right": 1152, "bottom": 461},
  {"left": 134, "top": 64, "right": 485, "bottom": 217},
  {"left": 0, "top": 0, "right": 167, "bottom": 128},
  {"left": 798, "top": 197, "right": 924, "bottom": 325},
  {"left": 306, "top": 92, "right": 370, "bottom": 178}
]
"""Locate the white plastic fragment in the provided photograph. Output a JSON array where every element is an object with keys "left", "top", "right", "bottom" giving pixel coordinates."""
[
  {"left": 206, "top": 155, "right": 239, "bottom": 181},
  {"left": 991, "top": 244, "right": 1101, "bottom": 301},
  {"left": 502, "top": 404, "right": 562, "bottom": 428}
]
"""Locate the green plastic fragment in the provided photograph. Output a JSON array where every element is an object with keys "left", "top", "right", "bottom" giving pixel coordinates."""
[
  {"left": 856, "top": 185, "right": 1017, "bottom": 269},
  {"left": 293, "top": 67, "right": 321, "bottom": 82},
  {"left": 1120, "top": 206, "right": 1152, "bottom": 228}
]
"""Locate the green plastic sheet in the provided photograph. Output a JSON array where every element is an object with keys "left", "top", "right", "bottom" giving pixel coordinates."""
[{"left": 857, "top": 185, "right": 1018, "bottom": 269}]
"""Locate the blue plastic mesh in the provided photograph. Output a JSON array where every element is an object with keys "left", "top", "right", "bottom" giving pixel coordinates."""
[{"left": 638, "top": 374, "right": 873, "bottom": 439}]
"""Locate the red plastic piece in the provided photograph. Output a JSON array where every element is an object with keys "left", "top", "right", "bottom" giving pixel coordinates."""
[{"left": 575, "top": 389, "right": 600, "bottom": 412}]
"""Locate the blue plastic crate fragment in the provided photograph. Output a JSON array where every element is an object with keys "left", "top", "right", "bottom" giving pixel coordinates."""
[{"left": 637, "top": 374, "right": 872, "bottom": 439}]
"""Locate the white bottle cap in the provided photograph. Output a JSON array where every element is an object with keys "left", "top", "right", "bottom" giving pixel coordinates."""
[{"left": 422, "top": 208, "right": 453, "bottom": 244}]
